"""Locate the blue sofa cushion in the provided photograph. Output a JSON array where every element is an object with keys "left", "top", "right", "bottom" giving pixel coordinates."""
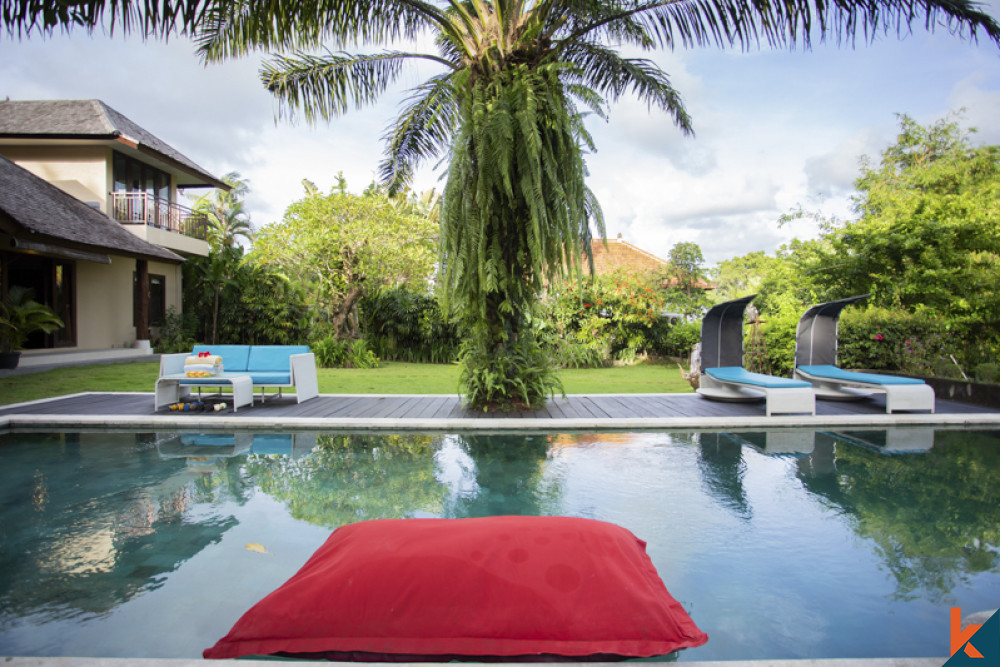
[
  {"left": 246, "top": 372, "right": 292, "bottom": 385},
  {"left": 798, "top": 365, "right": 925, "bottom": 385},
  {"left": 248, "top": 345, "right": 311, "bottom": 372},
  {"left": 193, "top": 345, "right": 251, "bottom": 372},
  {"left": 707, "top": 366, "right": 811, "bottom": 389}
]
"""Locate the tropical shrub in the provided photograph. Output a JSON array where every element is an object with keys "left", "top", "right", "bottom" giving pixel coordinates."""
[
  {"left": 458, "top": 330, "right": 562, "bottom": 412},
  {"left": 183, "top": 251, "right": 309, "bottom": 345},
  {"left": 311, "top": 336, "right": 380, "bottom": 369},
  {"left": 658, "top": 320, "right": 701, "bottom": 359},
  {"left": 974, "top": 363, "right": 1000, "bottom": 384},
  {"left": 359, "top": 288, "right": 461, "bottom": 364},
  {"left": 545, "top": 272, "right": 674, "bottom": 366},
  {"left": 152, "top": 307, "right": 197, "bottom": 354}
]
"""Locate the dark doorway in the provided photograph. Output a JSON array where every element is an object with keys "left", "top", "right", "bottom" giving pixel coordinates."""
[{"left": 4, "top": 252, "right": 76, "bottom": 349}]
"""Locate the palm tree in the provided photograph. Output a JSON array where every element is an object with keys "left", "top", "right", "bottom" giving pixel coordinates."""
[
  {"left": 193, "top": 171, "right": 254, "bottom": 251},
  {"left": 7, "top": 0, "right": 999, "bottom": 409}
]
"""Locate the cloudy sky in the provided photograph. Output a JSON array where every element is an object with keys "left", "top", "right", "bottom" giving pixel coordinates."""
[{"left": 3, "top": 2, "right": 999, "bottom": 267}]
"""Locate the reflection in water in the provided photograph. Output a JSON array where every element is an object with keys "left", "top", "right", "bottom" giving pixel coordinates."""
[
  {"left": 447, "top": 433, "right": 553, "bottom": 517},
  {"left": 694, "top": 432, "right": 751, "bottom": 520},
  {"left": 796, "top": 428, "right": 1000, "bottom": 602},
  {"left": 242, "top": 432, "right": 446, "bottom": 527},
  {"left": 0, "top": 432, "right": 242, "bottom": 622},
  {"left": 1, "top": 427, "right": 999, "bottom": 661}
]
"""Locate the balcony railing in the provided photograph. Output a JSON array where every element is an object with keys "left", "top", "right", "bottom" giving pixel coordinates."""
[{"left": 110, "top": 192, "right": 208, "bottom": 240}]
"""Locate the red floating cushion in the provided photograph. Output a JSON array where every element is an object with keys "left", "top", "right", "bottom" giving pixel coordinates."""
[{"left": 204, "top": 516, "right": 708, "bottom": 661}]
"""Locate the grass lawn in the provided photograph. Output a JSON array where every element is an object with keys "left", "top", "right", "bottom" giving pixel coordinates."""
[{"left": 0, "top": 359, "right": 693, "bottom": 407}]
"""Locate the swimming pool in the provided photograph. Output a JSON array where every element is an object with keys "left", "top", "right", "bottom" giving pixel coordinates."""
[{"left": 1, "top": 427, "right": 997, "bottom": 660}]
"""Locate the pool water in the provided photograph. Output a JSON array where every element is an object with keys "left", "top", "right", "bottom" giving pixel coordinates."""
[{"left": 1, "top": 427, "right": 998, "bottom": 661}]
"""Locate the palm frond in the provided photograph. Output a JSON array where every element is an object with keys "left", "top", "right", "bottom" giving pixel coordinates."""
[
  {"left": 193, "top": 0, "right": 450, "bottom": 61},
  {"left": 557, "top": 0, "right": 1000, "bottom": 52},
  {"left": 1, "top": 0, "right": 210, "bottom": 37},
  {"left": 261, "top": 50, "right": 453, "bottom": 122},
  {"left": 379, "top": 72, "right": 462, "bottom": 194},
  {"left": 561, "top": 41, "right": 693, "bottom": 134}
]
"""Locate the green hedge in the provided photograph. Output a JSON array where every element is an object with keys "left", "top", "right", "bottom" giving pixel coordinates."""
[{"left": 750, "top": 307, "right": 997, "bottom": 380}]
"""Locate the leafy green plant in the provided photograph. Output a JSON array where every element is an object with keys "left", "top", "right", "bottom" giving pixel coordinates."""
[
  {"left": 152, "top": 307, "right": 197, "bottom": 354},
  {"left": 974, "top": 362, "right": 1000, "bottom": 384},
  {"left": 459, "top": 331, "right": 562, "bottom": 412},
  {"left": 311, "top": 336, "right": 380, "bottom": 369},
  {"left": 0, "top": 286, "right": 63, "bottom": 352},
  {"left": 359, "top": 287, "right": 461, "bottom": 364}
]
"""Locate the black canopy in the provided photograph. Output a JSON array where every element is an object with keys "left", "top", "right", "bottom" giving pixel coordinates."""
[
  {"left": 794, "top": 294, "right": 871, "bottom": 367},
  {"left": 700, "top": 294, "right": 756, "bottom": 371}
]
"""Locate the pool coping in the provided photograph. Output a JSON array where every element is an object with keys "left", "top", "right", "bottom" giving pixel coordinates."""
[
  {"left": 1, "top": 391, "right": 1000, "bottom": 432},
  {"left": 0, "top": 656, "right": 950, "bottom": 666}
]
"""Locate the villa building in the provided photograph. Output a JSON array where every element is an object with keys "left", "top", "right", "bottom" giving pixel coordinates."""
[{"left": 0, "top": 99, "right": 228, "bottom": 353}]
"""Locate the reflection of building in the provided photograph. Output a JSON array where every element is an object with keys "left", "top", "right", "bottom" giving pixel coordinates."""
[
  {"left": 0, "top": 99, "right": 228, "bottom": 351},
  {"left": 0, "top": 432, "right": 239, "bottom": 619}
]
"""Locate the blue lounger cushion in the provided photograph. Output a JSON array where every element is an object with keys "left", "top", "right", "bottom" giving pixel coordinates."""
[
  {"left": 798, "top": 365, "right": 925, "bottom": 386},
  {"left": 193, "top": 345, "right": 252, "bottom": 373},
  {"left": 707, "top": 367, "right": 812, "bottom": 389}
]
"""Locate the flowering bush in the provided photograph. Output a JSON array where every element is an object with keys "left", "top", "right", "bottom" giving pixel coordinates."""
[{"left": 544, "top": 271, "right": 679, "bottom": 367}]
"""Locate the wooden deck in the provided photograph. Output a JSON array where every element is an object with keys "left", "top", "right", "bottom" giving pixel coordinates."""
[{"left": 2, "top": 391, "right": 998, "bottom": 430}]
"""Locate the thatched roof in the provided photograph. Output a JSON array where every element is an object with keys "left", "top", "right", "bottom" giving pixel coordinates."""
[
  {"left": 0, "top": 99, "right": 228, "bottom": 189},
  {"left": 0, "top": 154, "right": 183, "bottom": 263}
]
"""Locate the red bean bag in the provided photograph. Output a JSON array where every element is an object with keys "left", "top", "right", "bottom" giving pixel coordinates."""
[{"left": 204, "top": 516, "right": 708, "bottom": 661}]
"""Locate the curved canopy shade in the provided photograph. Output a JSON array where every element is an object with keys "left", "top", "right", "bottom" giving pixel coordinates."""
[
  {"left": 794, "top": 294, "right": 871, "bottom": 367},
  {"left": 700, "top": 294, "right": 756, "bottom": 371}
]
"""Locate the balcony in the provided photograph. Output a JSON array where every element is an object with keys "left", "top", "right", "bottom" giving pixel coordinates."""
[{"left": 110, "top": 192, "right": 208, "bottom": 240}]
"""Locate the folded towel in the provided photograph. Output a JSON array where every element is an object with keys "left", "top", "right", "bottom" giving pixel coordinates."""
[{"left": 185, "top": 354, "right": 223, "bottom": 377}]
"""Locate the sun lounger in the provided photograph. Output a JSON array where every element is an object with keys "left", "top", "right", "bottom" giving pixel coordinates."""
[
  {"left": 697, "top": 295, "right": 816, "bottom": 416},
  {"left": 793, "top": 295, "right": 935, "bottom": 413}
]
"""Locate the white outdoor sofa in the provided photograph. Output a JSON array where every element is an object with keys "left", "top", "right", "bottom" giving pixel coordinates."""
[{"left": 156, "top": 344, "right": 319, "bottom": 412}]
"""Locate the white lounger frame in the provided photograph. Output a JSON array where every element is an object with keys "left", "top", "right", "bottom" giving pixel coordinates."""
[
  {"left": 699, "top": 372, "right": 816, "bottom": 417},
  {"left": 793, "top": 368, "right": 935, "bottom": 413}
]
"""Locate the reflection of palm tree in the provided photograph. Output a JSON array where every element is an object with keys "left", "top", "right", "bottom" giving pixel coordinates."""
[
  {"left": 694, "top": 433, "right": 751, "bottom": 520},
  {"left": 450, "top": 434, "right": 551, "bottom": 518}
]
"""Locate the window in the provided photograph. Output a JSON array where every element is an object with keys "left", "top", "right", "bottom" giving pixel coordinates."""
[{"left": 134, "top": 272, "right": 166, "bottom": 328}]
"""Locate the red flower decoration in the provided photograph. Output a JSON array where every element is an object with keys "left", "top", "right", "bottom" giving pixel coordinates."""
[{"left": 873, "top": 334, "right": 884, "bottom": 341}]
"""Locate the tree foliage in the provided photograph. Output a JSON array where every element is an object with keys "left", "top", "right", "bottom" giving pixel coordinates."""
[
  {"left": 716, "top": 113, "right": 1000, "bottom": 375},
  {"left": 825, "top": 113, "right": 1000, "bottom": 320},
  {"left": 250, "top": 180, "right": 437, "bottom": 339}
]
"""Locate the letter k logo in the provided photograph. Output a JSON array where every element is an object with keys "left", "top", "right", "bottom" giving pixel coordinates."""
[
  {"left": 945, "top": 607, "right": 999, "bottom": 666},
  {"left": 951, "top": 608, "right": 984, "bottom": 659}
]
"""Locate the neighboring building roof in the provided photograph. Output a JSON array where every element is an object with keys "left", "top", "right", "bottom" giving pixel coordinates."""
[
  {"left": 589, "top": 237, "right": 670, "bottom": 275},
  {"left": 0, "top": 99, "right": 228, "bottom": 189},
  {"left": 0, "top": 154, "right": 184, "bottom": 264},
  {"left": 586, "top": 236, "right": 714, "bottom": 289}
]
